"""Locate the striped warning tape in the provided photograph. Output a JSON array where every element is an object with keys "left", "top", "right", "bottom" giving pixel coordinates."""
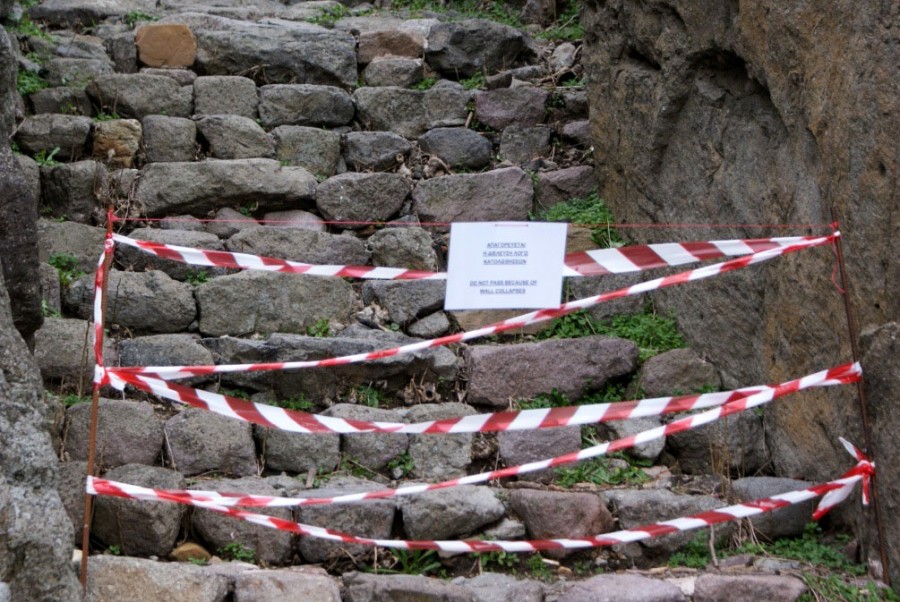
[
  {"left": 104, "top": 234, "right": 837, "bottom": 383},
  {"left": 104, "top": 362, "right": 859, "bottom": 435},
  {"left": 86, "top": 438, "right": 872, "bottom": 553},
  {"left": 112, "top": 232, "right": 822, "bottom": 279},
  {"left": 91, "top": 235, "right": 115, "bottom": 374},
  {"left": 100, "top": 363, "right": 859, "bottom": 506}
]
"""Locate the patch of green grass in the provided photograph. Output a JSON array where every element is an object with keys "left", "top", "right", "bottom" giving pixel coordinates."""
[
  {"left": 123, "top": 10, "right": 158, "bottom": 28},
  {"left": 184, "top": 268, "right": 208, "bottom": 286},
  {"left": 8, "top": 14, "right": 54, "bottom": 41},
  {"left": 412, "top": 77, "right": 437, "bottom": 91},
  {"left": 537, "top": 2, "right": 583, "bottom": 41},
  {"left": 594, "top": 312, "right": 685, "bottom": 362},
  {"left": 218, "top": 542, "right": 255, "bottom": 563},
  {"left": 376, "top": 549, "right": 443, "bottom": 576},
  {"left": 61, "top": 394, "right": 88, "bottom": 407},
  {"left": 534, "top": 310, "right": 597, "bottom": 340},
  {"left": 516, "top": 388, "right": 568, "bottom": 410},
  {"left": 477, "top": 548, "right": 519, "bottom": 571},
  {"left": 274, "top": 395, "right": 314, "bottom": 412},
  {"left": 17, "top": 69, "right": 48, "bottom": 96},
  {"left": 354, "top": 384, "right": 387, "bottom": 408},
  {"left": 460, "top": 72, "right": 485, "bottom": 90},
  {"left": 339, "top": 457, "right": 381, "bottom": 480},
  {"left": 48, "top": 252, "right": 84, "bottom": 287},
  {"left": 386, "top": 452, "right": 415, "bottom": 478},
  {"left": 34, "top": 147, "right": 61, "bottom": 166},
  {"left": 305, "top": 319, "right": 331, "bottom": 338},
  {"left": 553, "top": 456, "right": 649, "bottom": 488},
  {"left": 306, "top": 3, "right": 349, "bottom": 28},
  {"left": 534, "top": 191, "right": 622, "bottom": 248},
  {"left": 93, "top": 111, "right": 121, "bottom": 122},
  {"left": 188, "top": 557, "right": 209, "bottom": 566},
  {"left": 219, "top": 387, "right": 251, "bottom": 400},
  {"left": 799, "top": 574, "right": 899, "bottom": 602}
]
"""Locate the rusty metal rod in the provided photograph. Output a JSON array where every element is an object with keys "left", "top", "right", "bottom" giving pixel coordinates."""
[
  {"left": 79, "top": 211, "right": 115, "bottom": 590},
  {"left": 831, "top": 207, "right": 890, "bottom": 585}
]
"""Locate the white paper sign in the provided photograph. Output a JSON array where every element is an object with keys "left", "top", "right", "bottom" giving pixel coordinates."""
[{"left": 444, "top": 222, "right": 567, "bottom": 310}]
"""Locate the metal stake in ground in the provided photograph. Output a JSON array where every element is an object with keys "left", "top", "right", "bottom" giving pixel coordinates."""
[{"left": 830, "top": 208, "right": 890, "bottom": 585}]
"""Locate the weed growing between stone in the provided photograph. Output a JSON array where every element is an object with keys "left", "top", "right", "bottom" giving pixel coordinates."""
[
  {"left": 33, "top": 146, "right": 61, "bottom": 166},
  {"left": 16, "top": 69, "right": 48, "bottom": 96},
  {"left": 537, "top": 2, "right": 583, "bottom": 41},
  {"left": 534, "top": 191, "right": 622, "bottom": 248},
  {"left": 553, "top": 456, "right": 650, "bottom": 488},
  {"left": 412, "top": 77, "right": 437, "bottom": 91},
  {"left": 305, "top": 318, "right": 332, "bottom": 337},
  {"left": 123, "top": 11, "right": 158, "bottom": 29},
  {"left": 218, "top": 542, "right": 256, "bottom": 563},
  {"left": 48, "top": 252, "right": 84, "bottom": 286}
]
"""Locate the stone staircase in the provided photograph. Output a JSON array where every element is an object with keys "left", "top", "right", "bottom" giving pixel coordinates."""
[{"left": 3, "top": 1, "right": 854, "bottom": 600}]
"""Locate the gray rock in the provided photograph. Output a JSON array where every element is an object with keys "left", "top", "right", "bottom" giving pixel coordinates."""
[
  {"left": 206, "top": 207, "right": 258, "bottom": 239},
  {"left": 534, "top": 166, "right": 596, "bottom": 211},
  {"left": 160, "top": 215, "right": 206, "bottom": 232},
  {"left": 466, "top": 336, "right": 639, "bottom": 406},
  {"left": 510, "top": 489, "right": 613, "bottom": 557},
  {"left": 36, "top": 218, "right": 106, "bottom": 274},
  {"left": 34, "top": 317, "right": 106, "bottom": 385},
  {"left": 407, "top": 312, "right": 450, "bottom": 338},
  {"left": 407, "top": 403, "right": 476, "bottom": 480},
  {"left": 426, "top": 19, "right": 535, "bottom": 78},
  {"left": 14, "top": 114, "right": 92, "bottom": 161},
  {"left": 259, "top": 209, "right": 325, "bottom": 231},
  {"left": 605, "top": 488, "right": 730, "bottom": 556},
  {"left": 343, "top": 131, "right": 412, "bottom": 172},
  {"left": 258, "top": 84, "right": 354, "bottom": 129},
  {"left": 0, "top": 260, "right": 81, "bottom": 600},
  {"left": 344, "top": 572, "right": 474, "bottom": 602},
  {"left": 93, "top": 464, "right": 185, "bottom": 557},
  {"left": 190, "top": 476, "right": 292, "bottom": 566},
  {"left": 730, "top": 477, "right": 815, "bottom": 539},
  {"left": 142, "top": 115, "right": 197, "bottom": 163},
  {"left": 484, "top": 66, "right": 545, "bottom": 90},
  {"left": 666, "top": 410, "right": 767, "bottom": 476},
  {"left": 368, "top": 226, "right": 438, "bottom": 272},
  {"left": 29, "top": 0, "right": 158, "bottom": 26},
  {"left": 171, "top": 13, "right": 357, "bottom": 87},
  {"left": 482, "top": 518, "right": 526, "bottom": 540},
  {"left": 560, "top": 119, "right": 591, "bottom": 147},
  {"left": 40, "top": 160, "right": 108, "bottom": 223},
  {"left": 363, "top": 57, "right": 424, "bottom": 88},
  {"left": 196, "top": 115, "right": 274, "bottom": 160},
  {"left": 362, "top": 280, "right": 445, "bottom": 326},
  {"left": 358, "top": 29, "right": 426, "bottom": 64},
  {"left": 272, "top": 125, "right": 340, "bottom": 177},
  {"left": 233, "top": 568, "right": 341, "bottom": 602},
  {"left": 257, "top": 423, "right": 340, "bottom": 475},
  {"left": 116, "top": 227, "right": 226, "bottom": 281},
  {"left": 637, "top": 349, "right": 721, "bottom": 397},
  {"left": 87, "top": 73, "right": 192, "bottom": 119},
  {"left": 498, "top": 426, "right": 582, "bottom": 483},
  {"left": 166, "top": 409, "right": 257, "bottom": 477},
  {"left": 559, "top": 574, "right": 685, "bottom": 602},
  {"left": 498, "top": 125, "right": 552, "bottom": 163},
  {"left": 57, "top": 460, "right": 87, "bottom": 544},
  {"left": 566, "top": 274, "right": 648, "bottom": 322},
  {"left": 64, "top": 399, "right": 164, "bottom": 468},
  {"left": 453, "top": 573, "right": 544, "bottom": 602},
  {"left": 193, "top": 75, "right": 258, "bottom": 118},
  {"left": 693, "top": 574, "right": 807, "bottom": 602},
  {"left": 324, "top": 404, "right": 409, "bottom": 471},
  {"left": 401, "top": 486, "right": 504, "bottom": 539},
  {"left": 141, "top": 67, "right": 197, "bottom": 86},
  {"left": 549, "top": 42, "right": 578, "bottom": 72},
  {"left": 39, "top": 262, "right": 61, "bottom": 316},
  {"left": 65, "top": 270, "right": 197, "bottom": 333},
  {"left": 195, "top": 271, "right": 357, "bottom": 336},
  {"left": 46, "top": 57, "right": 112, "bottom": 88},
  {"left": 474, "top": 87, "right": 549, "bottom": 130},
  {"left": 56, "top": 33, "right": 111, "bottom": 61},
  {"left": 413, "top": 167, "right": 534, "bottom": 224},
  {"left": 295, "top": 476, "right": 396, "bottom": 563},
  {"left": 227, "top": 227, "right": 368, "bottom": 265},
  {"left": 317, "top": 173, "right": 410, "bottom": 227},
  {"left": 134, "top": 159, "right": 317, "bottom": 217},
  {"left": 91, "top": 118, "right": 142, "bottom": 168},
  {"left": 104, "top": 29, "right": 139, "bottom": 73},
  {"left": 85, "top": 555, "right": 228, "bottom": 602},
  {"left": 117, "top": 334, "right": 215, "bottom": 385},
  {"left": 28, "top": 86, "right": 93, "bottom": 116},
  {"left": 599, "top": 416, "right": 665, "bottom": 462},
  {"left": 353, "top": 86, "right": 469, "bottom": 139},
  {"left": 418, "top": 127, "right": 493, "bottom": 171}
]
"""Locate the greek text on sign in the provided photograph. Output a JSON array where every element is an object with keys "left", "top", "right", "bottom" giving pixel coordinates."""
[{"left": 444, "top": 222, "right": 567, "bottom": 310}]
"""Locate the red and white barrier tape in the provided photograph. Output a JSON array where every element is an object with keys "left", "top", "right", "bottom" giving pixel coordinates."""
[
  {"left": 104, "top": 234, "right": 837, "bottom": 383},
  {"left": 104, "top": 362, "right": 859, "bottom": 436},
  {"left": 98, "top": 363, "right": 859, "bottom": 506},
  {"left": 91, "top": 235, "right": 115, "bottom": 374},
  {"left": 86, "top": 438, "right": 872, "bottom": 553},
  {"left": 112, "top": 232, "right": 821, "bottom": 280}
]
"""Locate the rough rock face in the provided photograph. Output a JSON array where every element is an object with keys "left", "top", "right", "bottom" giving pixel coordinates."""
[
  {"left": 583, "top": 0, "right": 897, "bottom": 490},
  {"left": 0, "top": 271, "right": 80, "bottom": 599}
]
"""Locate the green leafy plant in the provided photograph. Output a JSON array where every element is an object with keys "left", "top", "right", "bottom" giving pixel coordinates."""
[
  {"left": 275, "top": 395, "right": 314, "bottom": 412},
  {"left": 34, "top": 147, "right": 61, "bottom": 167},
  {"left": 8, "top": 14, "right": 54, "bottom": 41},
  {"left": 412, "top": 77, "right": 437, "bottom": 91},
  {"left": 93, "top": 110, "right": 122, "bottom": 122},
  {"left": 386, "top": 452, "right": 415, "bottom": 478},
  {"left": 17, "top": 69, "right": 48, "bottom": 96},
  {"left": 184, "top": 268, "right": 208, "bottom": 286},
  {"left": 378, "top": 549, "right": 443, "bottom": 575},
  {"left": 61, "top": 394, "right": 88, "bottom": 407},
  {"left": 306, "top": 3, "right": 349, "bottom": 28},
  {"left": 668, "top": 532, "right": 709, "bottom": 568},
  {"left": 48, "top": 252, "right": 84, "bottom": 287},
  {"left": 305, "top": 319, "right": 331, "bottom": 338},
  {"left": 534, "top": 191, "right": 622, "bottom": 248},
  {"left": 219, "top": 387, "right": 251, "bottom": 400},
  {"left": 799, "top": 574, "right": 899, "bottom": 602},
  {"left": 460, "top": 72, "right": 485, "bottom": 90},
  {"left": 123, "top": 10, "right": 158, "bottom": 28},
  {"left": 41, "top": 299, "right": 61, "bottom": 318},
  {"left": 534, "top": 310, "right": 597, "bottom": 340},
  {"left": 537, "top": 2, "right": 583, "bottom": 41},
  {"left": 525, "top": 554, "right": 555, "bottom": 582},
  {"left": 218, "top": 542, "right": 255, "bottom": 563},
  {"left": 516, "top": 388, "right": 569, "bottom": 410},
  {"left": 106, "top": 544, "right": 121, "bottom": 555},
  {"left": 354, "top": 384, "right": 387, "bottom": 408},
  {"left": 593, "top": 312, "right": 685, "bottom": 361},
  {"left": 553, "top": 457, "right": 649, "bottom": 488}
]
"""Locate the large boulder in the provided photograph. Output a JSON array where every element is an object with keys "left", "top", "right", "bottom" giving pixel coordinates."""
[
  {"left": 582, "top": 1, "right": 897, "bottom": 490},
  {"left": 133, "top": 159, "right": 317, "bottom": 217},
  {"left": 353, "top": 86, "right": 469, "bottom": 139},
  {"left": 316, "top": 173, "right": 411, "bottom": 227},
  {"left": 425, "top": 19, "right": 535, "bottom": 78}
]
